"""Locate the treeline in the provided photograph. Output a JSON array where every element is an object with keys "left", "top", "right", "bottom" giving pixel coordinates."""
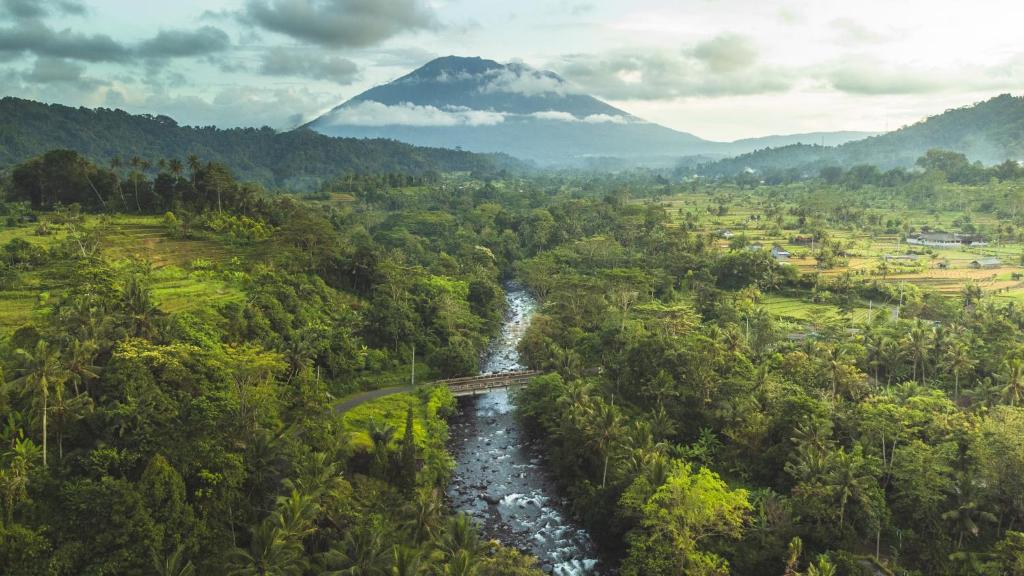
[
  {"left": 0, "top": 97, "right": 517, "bottom": 189},
  {"left": 508, "top": 197, "right": 1024, "bottom": 574}
]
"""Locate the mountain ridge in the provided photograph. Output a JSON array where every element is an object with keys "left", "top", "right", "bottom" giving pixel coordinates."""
[
  {"left": 698, "top": 93, "right": 1024, "bottom": 176},
  {"left": 0, "top": 96, "right": 515, "bottom": 188}
]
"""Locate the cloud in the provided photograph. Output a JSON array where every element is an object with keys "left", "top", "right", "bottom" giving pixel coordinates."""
[
  {"left": 0, "top": 0, "right": 86, "bottom": 20},
  {"left": 0, "top": 21, "right": 130, "bottom": 62},
  {"left": 530, "top": 110, "right": 576, "bottom": 121},
  {"left": 258, "top": 47, "right": 360, "bottom": 83},
  {"left": 582, "top": 113, "right": 627, "bottom": 124},
  {"left": 327, "top": 101, "right": 506, "bottom": 127},
  {"left": 138, "top": 26, "right": 231, "bottom": 59},
  {"left": 529, "top": 110, "right": 629, "bottom": 123},
  {"left": 242, "top": 0, "right": 439, "bottom": 48},
  {"left": 553, "top": 46, "right": 794, "bottom": 100},
  {"left": 692, "top": 33, "right": 758, "bottom": 74},
  {"left": 821, "top": 57, "right": 949, "bottom": 95},
  {"left": 19, "top": 56, "right": 106, "bottom": 90},
  {"left": 480, "top": 66, "right": 572, "bottom": 96}
]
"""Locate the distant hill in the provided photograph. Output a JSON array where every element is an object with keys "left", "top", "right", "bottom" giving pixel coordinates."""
[
  {"left": 700, "top": 94, "right": 1024, "bottom": 176},
  {"left": 0, "top": 97, "right": 512, "bottom": 188},
  {"left": 306, "top": 55, "right": 873, "bottom": 165}
]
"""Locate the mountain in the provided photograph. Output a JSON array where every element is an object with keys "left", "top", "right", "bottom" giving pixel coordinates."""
[
  {"left": 0, "top": 97, "right": 513, "bottom": 188},
  {"left": 306, "top": 56, "right": 874, "bottom": 165},
  {"left": 700, "top": 94, "right": 1024, "bottom": 176}
]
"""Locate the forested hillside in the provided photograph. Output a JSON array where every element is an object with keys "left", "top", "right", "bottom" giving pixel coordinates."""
[
  {"left": 0, "top": 98, "right": 513, "bottom": 189},
  {"left": 700, "top": 93, "right": 1024, "bottom": 176}
]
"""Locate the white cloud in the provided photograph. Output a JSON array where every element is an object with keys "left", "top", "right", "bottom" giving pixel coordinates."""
[
  {"left": 530, "top": 110, "right": 576, "bottom": 121},
  {"left": 327, "top": 100, "right": 506, "bottom": 127},
  {"left": 480, "top": 66, "right": 571, "bottom": 96},
  {"left": 582, "top": 113, "right": 627, "bottom": 124},
  {"left": 529, "top": 110, "right": 629, "bottom": 123}
]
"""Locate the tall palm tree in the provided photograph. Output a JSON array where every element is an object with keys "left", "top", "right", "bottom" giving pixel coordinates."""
[
  {"left": 129, "top": 156, "right": 143, "bottom": 212},
  {"left": 999, "top": 357, "right": 1024, "bottom": 407},
  {"left": 944, "top": 340, "right": 975, "bottom": 400},
  {"left": 110, "top": 156, "right": 129, "bottom": 210},
  {"left": 825, "top": 447, "right": 876, "bottom": 530},
  {"left": 187, "top": 154, "right": 201, "bottom": 186},
  {"left": 7, "top": 340, "right": 64, "bottom": 467},
  {"left": 585, "top": 400, "right": 625, "bottom": 488},
  {"left": 903, "top": 320, "right": 931, "bottom": 383}
]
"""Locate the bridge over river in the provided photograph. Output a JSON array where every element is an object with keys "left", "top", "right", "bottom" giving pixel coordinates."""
[{"left": 333, "top": 369, "right": 543, "bottom": 415}]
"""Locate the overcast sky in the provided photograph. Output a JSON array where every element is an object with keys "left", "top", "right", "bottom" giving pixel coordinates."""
[{"left": 1, "top": 0, "right": 1022, "bottom": 140}]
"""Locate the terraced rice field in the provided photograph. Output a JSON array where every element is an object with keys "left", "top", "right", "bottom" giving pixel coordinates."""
[{"left": 0, "top": 215, "right": 248, "bottom": 334}]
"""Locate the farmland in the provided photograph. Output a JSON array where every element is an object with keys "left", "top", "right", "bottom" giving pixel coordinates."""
[
  {"left": 646, "top": 184, "right": 1024, "bottom": 322},
  {"left": 0, "top": 214, "right": 248, "bottom": 334}
]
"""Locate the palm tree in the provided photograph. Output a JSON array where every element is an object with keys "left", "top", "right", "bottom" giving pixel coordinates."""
[
  {"left": 62, "top": 337, "right": 100, "bottom": 396},
  {"left": 943, "top": 482, "right": 997, "bottom": 550},
  {"left": 187, "top": 154, "right": 201, "bottom": 186},
  {"left": 227, "top": 520, "right": 306, "bottom": 576},
  {"left": 0, "top": 435, "right": 41, "bottom": 523},
  {"left": 999, "top": 357, "right": 1024, "bottom": 407},
  {"left": 944, "top": 340, "right": 975, "bottom": 400},
  {"left": 153, "top": 544, "right": 196, "bottom": 576},
  {"left": 7, "top": 340, "right": 64, "bottom": 467},
  {"left": 403, "top": 487, "right": 443, "bottom": 544},
  {"left": 902, "top": 320, "right": 931, "bottom": 383},
  {"left": 389, "top": 545, "right": 425, "bottom": 576},
  {"left": 49, "top": 378, "right": 93, "bottom": 462},
  {"left": 442, "top": 550, "right": 479, "bottom": 576},
  {"left": 585, "top": 400, "right": 625, "bottom": 488},
  {"left": 110, "top": 156, "right": 129, "bottom": 210},
  {"left": 367, "top": 419, "right": 396, "bottom": 477},
  {"left": 439, "top": 514, "right": 484, "bottom": 561},
  {"left": 168, "top": 159, "right": 184, "bottom": 207},
  {"left": 825, "top": 447, "right": 876, "bottom": 531},
  {"left": 326, "top": 524, "right": 388, "bottom": 576},
  {"left": 129, "top": 156, "right": 143, "bottom": 212}
]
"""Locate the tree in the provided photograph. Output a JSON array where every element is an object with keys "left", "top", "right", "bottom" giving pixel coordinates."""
[
  {"left": 622, "top": 461, "right": 750, "bottom": 576},
  {"left": 7, "top": 340, "right": 65, "bottom": 467},
  {"left": 1000, "top": 357, "right": 1024, "bottom": 407},
  {"left": 585, "top": 400, "right": 625, "bottom": 488},
  {"left": 944, "top": 340, "right": 974, "bottom": 400}
]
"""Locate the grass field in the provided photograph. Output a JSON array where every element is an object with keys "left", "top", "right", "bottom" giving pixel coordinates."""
[{"left": 0, "top": 215, "right": 249, "bottom": 334}]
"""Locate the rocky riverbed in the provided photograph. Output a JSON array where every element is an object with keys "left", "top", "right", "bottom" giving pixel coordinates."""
[{"left": 446, "top": 283, "right": 603, "bottom": 575}]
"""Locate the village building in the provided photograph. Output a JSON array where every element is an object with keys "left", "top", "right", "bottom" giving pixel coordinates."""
[
  {"left": 771, "top": 245, "right": 791, "bottom": 261},
  {"left": 970, "top": 257, "right": 1002, "bottom": 269},
  {"left": 905, "top": 231, "right": 989, "bottom": 248}
]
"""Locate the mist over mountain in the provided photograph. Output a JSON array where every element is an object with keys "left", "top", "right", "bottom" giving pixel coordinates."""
[
  {"left": 306, "top": 56, "right": 874, "bottom": 165},
  {"left": 699, "top": 94, "right": 1024, "bottom": 176}
]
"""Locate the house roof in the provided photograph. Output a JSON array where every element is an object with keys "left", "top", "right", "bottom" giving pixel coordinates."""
[{"left": 972, "top": 258, "right": 1002, "bottom": 266}]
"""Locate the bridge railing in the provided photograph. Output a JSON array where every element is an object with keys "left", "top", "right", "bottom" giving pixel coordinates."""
[
  {"left": 437, "top": 370, "right": 543, "bottom": 394},
  {"left": 434, "top": 370, "right": 542, "bottom": 386}
]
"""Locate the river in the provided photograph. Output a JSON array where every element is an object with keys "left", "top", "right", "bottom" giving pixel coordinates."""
[{"left": 446, "top": 283, "right": 604, "bottom": 575}]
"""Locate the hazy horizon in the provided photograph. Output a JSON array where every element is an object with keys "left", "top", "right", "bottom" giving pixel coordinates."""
[{"left": 1, "top": 0, "right": 1022, "bottom": 140}]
